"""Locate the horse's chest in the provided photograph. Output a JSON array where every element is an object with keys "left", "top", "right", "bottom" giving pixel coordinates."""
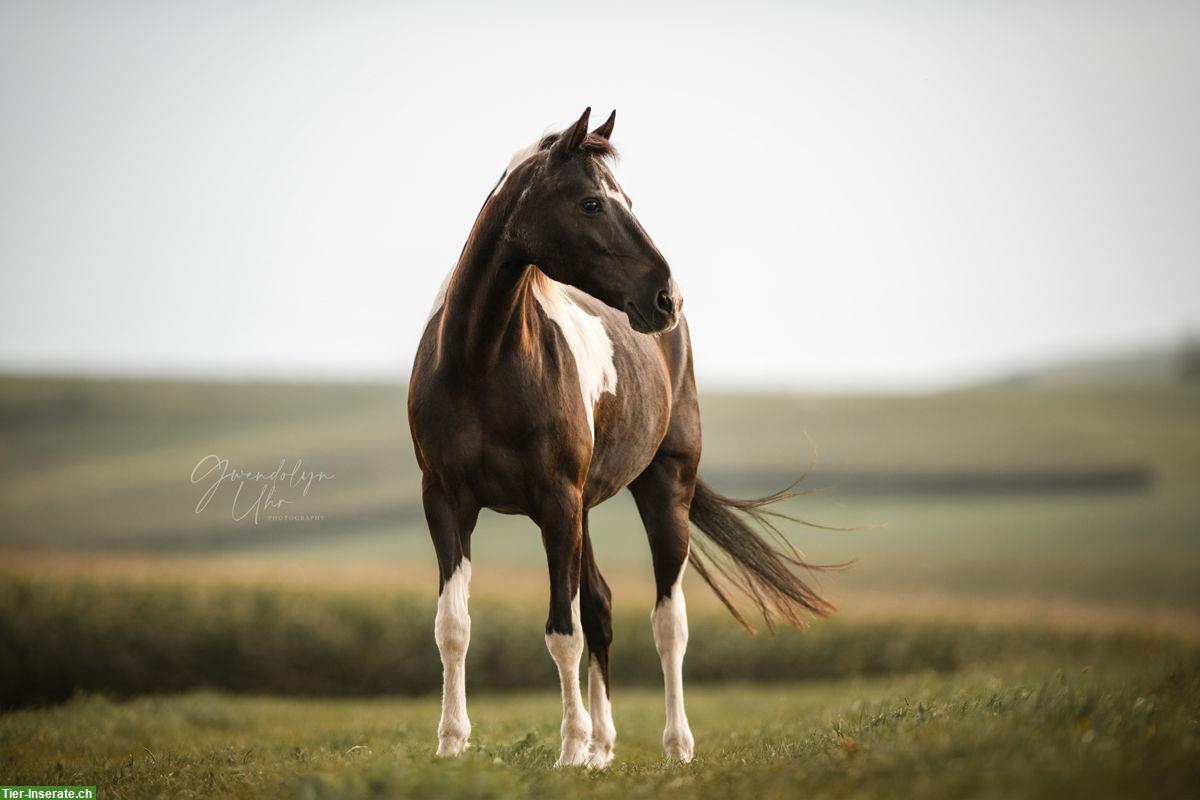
[
  {"left": 411, "top": 283, "right": 670, "bottom": 511},
  {"left": 412, "top": 371, "right": 585, "bottom": 480},
  {"left": 531, "top": 280, "right": 619, "bottom": 439}
]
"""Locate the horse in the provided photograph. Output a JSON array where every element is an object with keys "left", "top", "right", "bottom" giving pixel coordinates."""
[{"left": 408, "top": 107, "right": 835, "bottom": 768}]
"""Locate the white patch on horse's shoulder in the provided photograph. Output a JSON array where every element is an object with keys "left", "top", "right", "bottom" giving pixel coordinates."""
[{"left": 531, "top": 276, "right": 618, "bottom": 441}]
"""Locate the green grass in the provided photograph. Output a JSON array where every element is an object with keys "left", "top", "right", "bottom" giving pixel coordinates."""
[{"left": 2, "top": 657, "right": 1196, "bottom": 799}]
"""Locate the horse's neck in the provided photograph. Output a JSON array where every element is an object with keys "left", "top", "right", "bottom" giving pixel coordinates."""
[{"left": 436, "top": 229, "right": 540, "bottom": 372}]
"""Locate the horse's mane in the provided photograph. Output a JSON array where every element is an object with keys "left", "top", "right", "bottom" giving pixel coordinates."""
[
  {"left": 490, "top": 130, "right": 618, "bottom": 201},
  {"left": 536, "top": 131, "right": 619, "bottom": 163}
]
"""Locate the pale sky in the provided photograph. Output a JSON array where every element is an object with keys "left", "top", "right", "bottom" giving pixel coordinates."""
[{"left": 2, "top": 0, "right": 1198, "bottom": 390}]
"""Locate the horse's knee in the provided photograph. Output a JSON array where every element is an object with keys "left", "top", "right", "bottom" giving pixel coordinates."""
[
  {"left": 651, "top": 557, "right": 688, "bottom": 646},
  {"left": 651, "top": 581, "right": 688, "bottom": 658},
  {"left": 435, "top": 612, "right": 470, "bottom": 656},
  {"left": 545, "top": 620, "right": 585, "bottom": 664},
  {"left": 435, "top": 560, "right": 472, "bottom": 656}
]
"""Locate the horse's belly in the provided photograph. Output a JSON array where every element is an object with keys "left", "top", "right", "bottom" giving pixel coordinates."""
[
  {"left": 582, "top": 369, "right": 671, "bottom": 506},
  {"left": 583, "top": 442, "right": 657, "bottom": 507}
]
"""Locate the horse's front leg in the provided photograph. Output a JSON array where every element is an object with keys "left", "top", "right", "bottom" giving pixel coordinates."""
[
  {"left": 580, "top": 513, "right": 616, "bottom": 768},
  {"left": 540, "top": 491, "right": 593, "bottom": 767},
  {"left": 423, "top": 476, "right": 480, "bottom": 757}
]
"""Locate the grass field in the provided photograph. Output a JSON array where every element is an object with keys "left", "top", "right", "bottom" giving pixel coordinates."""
[
  {"left": 1, "top": 370, "right": 1198, "bottom": 797},
  {"left": 3, "top": 656, "right": 1197, "bottom": 799}
]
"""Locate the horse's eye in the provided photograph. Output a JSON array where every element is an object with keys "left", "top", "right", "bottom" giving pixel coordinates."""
[{"left": 580, "top": 198, "right": 602, "bottom": 215}]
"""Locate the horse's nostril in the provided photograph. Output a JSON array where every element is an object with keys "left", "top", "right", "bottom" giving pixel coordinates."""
[{"left": 656, "top": 290, "right": 675, "bottom": 314}]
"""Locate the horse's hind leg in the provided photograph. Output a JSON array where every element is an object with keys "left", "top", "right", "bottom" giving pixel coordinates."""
[
  {"left": 579, "top": 513, "right": 616, "bottom": 768},
  {"left": 540, "top": 492, "right": 593, "bottom": 767},
  {"left": 630, "top": 453, "right": 697, "bottom": 763},
  {"left": 423, "top": 474, "right": 479, "bottom": 757}
]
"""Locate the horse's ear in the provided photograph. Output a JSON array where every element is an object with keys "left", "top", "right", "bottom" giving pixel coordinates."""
[
  {"left": 550, "top": 107, "right": 591, "bottom": 159},
  {"left": 591, "top": 109, "right": 616, "bottom": 140}
]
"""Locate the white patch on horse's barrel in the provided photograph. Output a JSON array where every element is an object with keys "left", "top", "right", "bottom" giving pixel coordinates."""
[
  {"left": 652, "top": 563, "right": 694, "bottom": 763},
  {"left": 434, "top": 559, "right": 472, "bottom": 756},
  {"left": 531, "top": 277, "right": 619, "bottom": 441}
]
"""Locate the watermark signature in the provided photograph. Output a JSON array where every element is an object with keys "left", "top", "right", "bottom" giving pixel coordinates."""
[{"left": 190, "top": 455, "right": 335, "bottom": 524}]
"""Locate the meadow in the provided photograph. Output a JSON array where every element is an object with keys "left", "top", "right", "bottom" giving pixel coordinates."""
[
  {"left": 4, "top": 659, "right": 1197, "bottom": 800},
  {"left": 0, "top": 369, "right": 1198, "bottom": 797}
]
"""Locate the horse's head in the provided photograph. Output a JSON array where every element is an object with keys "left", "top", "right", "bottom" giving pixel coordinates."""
[{"left": 499, "top": 108, "right": 681, "bottom": 334}]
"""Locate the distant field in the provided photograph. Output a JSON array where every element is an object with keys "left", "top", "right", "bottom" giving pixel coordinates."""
[
  {"left": 0, "top": 375, "right": 1197, "bottom": 616},
  {"left": 0, "top": 378, "right": 1181, "bottom": 551}
]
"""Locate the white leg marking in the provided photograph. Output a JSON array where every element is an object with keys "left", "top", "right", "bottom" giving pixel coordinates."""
[
  {"left": 530, "top": 275, "right": 618, "bottom": 441},
  {"left": 434, "top": 559, "right": 472, "bottom": 756},
  {"left": 586, "top": 656, "right": 616, "bottom": 768},
  {"left": 652, "top": 566, "right": 694, "bottom": 763},
  {"left": 546, "top": 593, "right": 592, "bottom": 767}
]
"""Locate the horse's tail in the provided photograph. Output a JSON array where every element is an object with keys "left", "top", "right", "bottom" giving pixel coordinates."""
[{"left": 687, "top": 476, "right": 846, "bottom": 634}]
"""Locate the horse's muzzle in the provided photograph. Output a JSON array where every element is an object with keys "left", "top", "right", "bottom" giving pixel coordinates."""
[{"left": 627, "top": 280, "right": 682, "bottom": 334}]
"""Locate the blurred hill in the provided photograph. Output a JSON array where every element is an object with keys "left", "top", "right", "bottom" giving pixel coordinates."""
[
  {"left": 0, "top": 370, "right": 1174, "bottom": 552},
  {"left": 0, "top": 345, "right": 1197, "bottom": 617},
  {"left": 989, "top": 343, "right": 1189, "bottom": 388}
]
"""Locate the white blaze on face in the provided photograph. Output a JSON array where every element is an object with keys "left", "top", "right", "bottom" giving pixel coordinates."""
[
  {"left": 599, "top": 172, "right": 631, "bottom": 212},
  {"left": 434, "top": 559, "right": 472, "bottom": 756},
  {"left": 651, "top": 563, "right": 694, "bottom": 763},
  {"left": 531, "top": 277, "right": 618, "bottom": 441},
  {"left": 546, "top": 593, "right": 592, "bottom": 767}
]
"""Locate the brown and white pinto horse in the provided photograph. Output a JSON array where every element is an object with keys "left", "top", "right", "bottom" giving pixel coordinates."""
[{"left": 408, "top": 108, "right": 834, "bottom": 768}]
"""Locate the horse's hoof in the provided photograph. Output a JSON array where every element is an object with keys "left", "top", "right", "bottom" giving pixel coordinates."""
[
  {"left": 554, "top": 738, "right": 591, "bottom": 768},
  {"left": 585, "top": 742, "right": 614, "bottom": 769},
  {"left": 663, "top": 732, "right": 694, "bottom": 764},
  {"left": 436, "top": 735, "right": 468, "bottom": 757}
]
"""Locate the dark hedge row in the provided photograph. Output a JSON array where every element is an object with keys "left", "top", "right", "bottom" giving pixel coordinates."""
[{"left": 1, "top": 576, "right": 1190, "bottom": 708}]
